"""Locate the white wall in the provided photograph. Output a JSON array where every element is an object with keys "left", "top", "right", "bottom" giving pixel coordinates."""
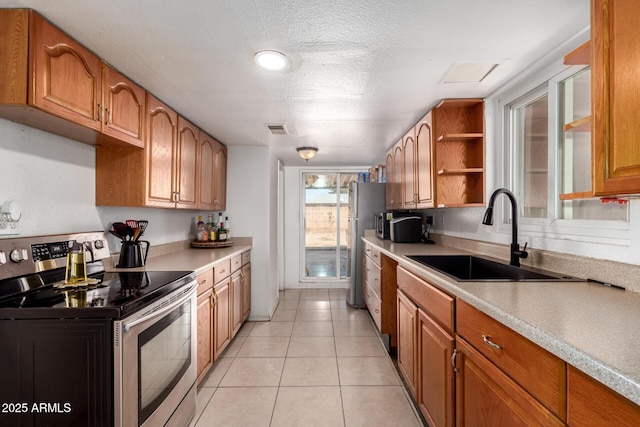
[
  {"left": 0, "top": 118, "right": 277, "bottom": 318},
  {"left": 226, "top": 145, "right": 279, "bottom": 319}
]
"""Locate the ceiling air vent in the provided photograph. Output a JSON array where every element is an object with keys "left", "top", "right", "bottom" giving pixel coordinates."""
[{"left": 266, "top": 123, "right": 288, "bottom": 135}]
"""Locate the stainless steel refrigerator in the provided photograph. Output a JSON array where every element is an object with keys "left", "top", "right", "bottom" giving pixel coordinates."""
[{"left": 346, "top": 181, "right": 386, "bottom": 308}]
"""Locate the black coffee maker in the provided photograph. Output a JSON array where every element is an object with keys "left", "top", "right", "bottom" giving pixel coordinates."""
[{"left": 117, "top": 240, "right": 150, "bottom": 268}]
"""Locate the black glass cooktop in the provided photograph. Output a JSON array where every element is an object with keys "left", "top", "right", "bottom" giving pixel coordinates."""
[{"left": 0, "top": 269, "right": 194, "bottom": 319}]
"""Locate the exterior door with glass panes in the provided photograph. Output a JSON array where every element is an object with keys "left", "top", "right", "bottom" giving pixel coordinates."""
[{"left": 302, "top": 172, "right": 358, "bottom": 280}]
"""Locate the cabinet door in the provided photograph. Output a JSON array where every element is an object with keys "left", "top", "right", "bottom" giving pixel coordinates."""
[
  {"left": 198, "top": 132, "right": 216, "bottom": 209},
  {"left": 402, "top": 129, "right": 417, "bottom": 209},
  {"left": 101, "top": 63, "right": 145, "bottom": 148},
  {"left": 418, "top": 309, "right": 454, "bottom": 427},
  {"left": 146, "top": 94, "right": 177, "bottom": 208},
  {"left": 391, "top": 141, "right": 404, "bottom": 209},
  {"left": 397, "top": 290, "right": 418, "bottom": 400},
  {"left": 196, "top": 288, "right": 214, "bottom": 384},
  {"left": 385, "top": 149, "right": 395, "bottom": 209},
  {"left": 592, "top": 0, "right": 640, "bottom": 195},
  {"left": 176, "top": 117, "right": 199, "bottom": 209},
  {"left": 415, "top": 112, "right": 434, "bottom": 208},
  {"left": 567, "top": 365, "right": 640, "bottom": 426},
  {"left": 214, "top": 278, "right": 231, "bottom": 359},
  {"left": 30, "top": 12, "right": 101, "bottom": 130},
  {"left": 213, "top": 141, "right": 227, "bottom": 211},
  {"left": 241, "top": 262, "right": 251, "bottom": 321},
  {"left": 230, "top": 270, "right": 243, "bottom": 338},
  {"left": 455, "top": 337, "right": 565, "bottom": 427},
  {"left": 0, "top": 319, "right": 112, "bottom": 427}
]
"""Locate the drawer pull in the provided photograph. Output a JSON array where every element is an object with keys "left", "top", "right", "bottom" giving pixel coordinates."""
[
  {"left": 482, "top": 335, "right": 503, "bottom": 350},
  {"left": 451, "top": 349, "right": 459, "bottom": 372},
  {"left": 375, "top": 309, "right": 380, "bottom": 313}
]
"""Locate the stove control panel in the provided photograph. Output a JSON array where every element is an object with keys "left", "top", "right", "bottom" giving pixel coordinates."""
[{"left": 0, "top": 232, "right": 111, "bottom": 281}]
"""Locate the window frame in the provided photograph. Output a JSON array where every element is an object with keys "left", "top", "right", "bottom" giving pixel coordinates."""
[{"left": 496, "top": 63, "right": 630, "bottom": 246}]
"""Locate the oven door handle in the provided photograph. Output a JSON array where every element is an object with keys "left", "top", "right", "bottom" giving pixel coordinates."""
[{"left": 123, "top": 281, "right": 198, "bottom": 333}]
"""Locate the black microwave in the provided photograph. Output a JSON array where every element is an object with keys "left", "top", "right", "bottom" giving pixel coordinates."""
[{"left": 375, "top": 212, "right": 394, "bottom": 239}]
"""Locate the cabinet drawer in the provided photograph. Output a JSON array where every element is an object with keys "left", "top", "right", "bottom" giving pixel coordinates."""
[
  {"left": 397, "top": 266, "right": 454, "bottom": 333},
  {"left": 231, "top": 254, "right": 242, "bottom": 272},
  {"left": 196, "top": 269, "right": 214, "bottom": 295},
  {"left": 364, "top": 255, "right": 381, "bottom": 298},
  {"left": 364, "top": 244, "right": 381, "bottom": 267},
  {"left": 364, "top": 282, "right": 382, "bottom": 330},
  {"left": 241, "top": 250, "right": 251, "bottom": 265},
  {"left": 457, "top": 299, "right": 566, "bottom": 420},
  {"left": 214, "top": 259, "right": 231, "bottom": 284}
]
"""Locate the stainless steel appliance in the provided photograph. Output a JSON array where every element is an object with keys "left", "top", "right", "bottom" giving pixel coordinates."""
[
  {"left": 390, "top": 216, "right": 423, "bottom": 243},
  {"left": 0, "top": 232, "right": 197, "bottom": 427},
  {"left": 346, "top": 181, "right": 385, "bottom": 308},
  {"left": 375, "top": 211, "right": 393, "bottom": 239}
]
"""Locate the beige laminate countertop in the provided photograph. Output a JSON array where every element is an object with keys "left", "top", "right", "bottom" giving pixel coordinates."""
[
  {"left": 105, "top": 243, "right": 252, "bottom": 276},
  {"left": 362, "top": 234, "right": 640, "bottom": 406}
]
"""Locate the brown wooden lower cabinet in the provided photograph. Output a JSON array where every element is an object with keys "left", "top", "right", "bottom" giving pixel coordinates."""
[
  {"left": 231, "top": 269, "right": 243, "bottom": 337},
  {"left": 567, "top": 365, "right": 640, "bottom": 426},
  {"left": 241, "top": 261, "right": 251, "bottom": 321},
  {"left": 418, "top": 309, "right": 454, "bottom": 427},
  {"left": 397, "top": 290, "right": 418, "bottom": 399},
  {"left": 214, "top": 277, "right": 231, "bottom": 359},
  {"left": 196, "top": 287, "right": 214, "bottom": 384},
  {"left": 455, "top": 336, "right": 565, "bottom": 427}
]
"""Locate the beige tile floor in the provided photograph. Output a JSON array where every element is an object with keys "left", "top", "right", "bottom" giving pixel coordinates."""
[{"left": 190, "top": 289, "right": 425, "bottom": 427}]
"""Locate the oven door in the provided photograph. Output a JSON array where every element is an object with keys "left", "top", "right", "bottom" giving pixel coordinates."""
[{"left": 114, "top": 280, "right": 198, "bottom": 427}]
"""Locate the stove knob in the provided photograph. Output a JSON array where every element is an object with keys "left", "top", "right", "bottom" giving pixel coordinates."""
[
  {"left": 94, "top": 240, "right": 104, "bottom": 250},
  {"left": 10, "top": 248, "right": 28, "bottom": 263},
  {"left": 0, "top": 251, "right": 6, "bottom": 265}
]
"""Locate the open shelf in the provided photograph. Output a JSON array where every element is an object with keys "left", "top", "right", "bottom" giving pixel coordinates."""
[
  {"left": 437, "top": 133, "right": 483, "bottom": 142},
  {"left": 433, "top": 98, "right": 485, "bottom": 207},
  {"left": 559, "top": 191, "right": 594, "bottom": 201},
  {"left": 563, "top": 116, "right": 591, "bottom": 133},
  {"left": 437, "top": 168, "right": 484, "bottom": 175},
  {"left": 563, "top": 41, "right": 590, "bottom": 65}
]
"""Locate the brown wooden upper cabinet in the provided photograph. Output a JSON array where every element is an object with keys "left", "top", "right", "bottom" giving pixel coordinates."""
[
  {"left": 100, "top": 64, "right": 145, "bottom": 148},
  {"left": 402, "top": 128, "right": 417, "bottom": 209},
  {"left": 145, "top": 96, "right": 199, "bottom": 209},
  {"left": 213, "top": 141, "right": 228, "bottom": 211},
  {"left": 414, "top": 111, "right": 434, "bottom": 209},
  {"left": 432, "top": 99, "right": 485, "bottom": 207},
  {"left": 591, "top": 0, "right": 640, "bottom": 196},
  {"left": 0, "top": 10, "right": 143, "bottom": 148},
  {"left": 385, "top": 140, "right": 404, "bottom": 210}
]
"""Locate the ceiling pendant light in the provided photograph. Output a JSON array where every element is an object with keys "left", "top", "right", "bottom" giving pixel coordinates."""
[
  {"left": 296, "top": 147, "right": 318, "bottom": 161},
  {"left": 254, "top": 50, "right": 288, "bottom": 71}
]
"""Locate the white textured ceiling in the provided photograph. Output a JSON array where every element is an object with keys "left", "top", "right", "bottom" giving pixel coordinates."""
[{"left": 0, "top": 0, "right": 590, "bottom": 166}]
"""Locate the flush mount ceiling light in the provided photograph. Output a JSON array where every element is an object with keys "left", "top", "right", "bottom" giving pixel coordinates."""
[
  {"left": 254, "top": 50, "right": 288, "bottom": 71},
  {"left": 296, "top": 147, "right": 318, "bottom": 161}
]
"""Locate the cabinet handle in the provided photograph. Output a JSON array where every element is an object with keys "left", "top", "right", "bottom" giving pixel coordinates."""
[
  {"left": 451, "top": 349, "right": 459, "bottom": 372},
  {"left": 482, "top": 335, "right": 503, "bottom": 350},
  {"left": 175, "top": 192, "right": 180, "bottom": 202},
  {"left": 210, "top": 295, "right": 214, "bottom": 309},
  {"left": 97, "top": 104, "right": 103, "bottom": 121},
  {"left": 105, "top": 108, "right": 111, "bottom": 125},
  {"left": 375, "top": 309, "right": 379, "bottom": 313}
]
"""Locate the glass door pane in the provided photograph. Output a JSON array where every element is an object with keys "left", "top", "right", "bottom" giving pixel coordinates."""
[{"left": 303, "top": 172, "right": 357, "bottom": 279}]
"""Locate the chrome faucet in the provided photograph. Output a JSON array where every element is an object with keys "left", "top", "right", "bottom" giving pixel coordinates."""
[{"left": 482, "top": 188, "right": 528, "bottom": 267}]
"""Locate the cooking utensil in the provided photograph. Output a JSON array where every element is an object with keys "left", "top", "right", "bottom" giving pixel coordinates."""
[
  {"left": 136, "top": 220, "right": 148, "bottom": 240},
  {"left": 125, "top": 220, "right": 139, "bottom": 241},
  {"left": 112, "top": 222, "right": 129, "bottom": 239}
]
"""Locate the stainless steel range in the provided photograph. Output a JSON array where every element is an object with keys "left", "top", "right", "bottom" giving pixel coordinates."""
[{"left": 0, "top": 232, "right": 197, "bottom": 427}]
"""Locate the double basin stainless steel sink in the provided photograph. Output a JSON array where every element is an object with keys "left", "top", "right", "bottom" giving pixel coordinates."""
[{"left": 406, "top": 255, "right": 579, "bottom": 282}]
